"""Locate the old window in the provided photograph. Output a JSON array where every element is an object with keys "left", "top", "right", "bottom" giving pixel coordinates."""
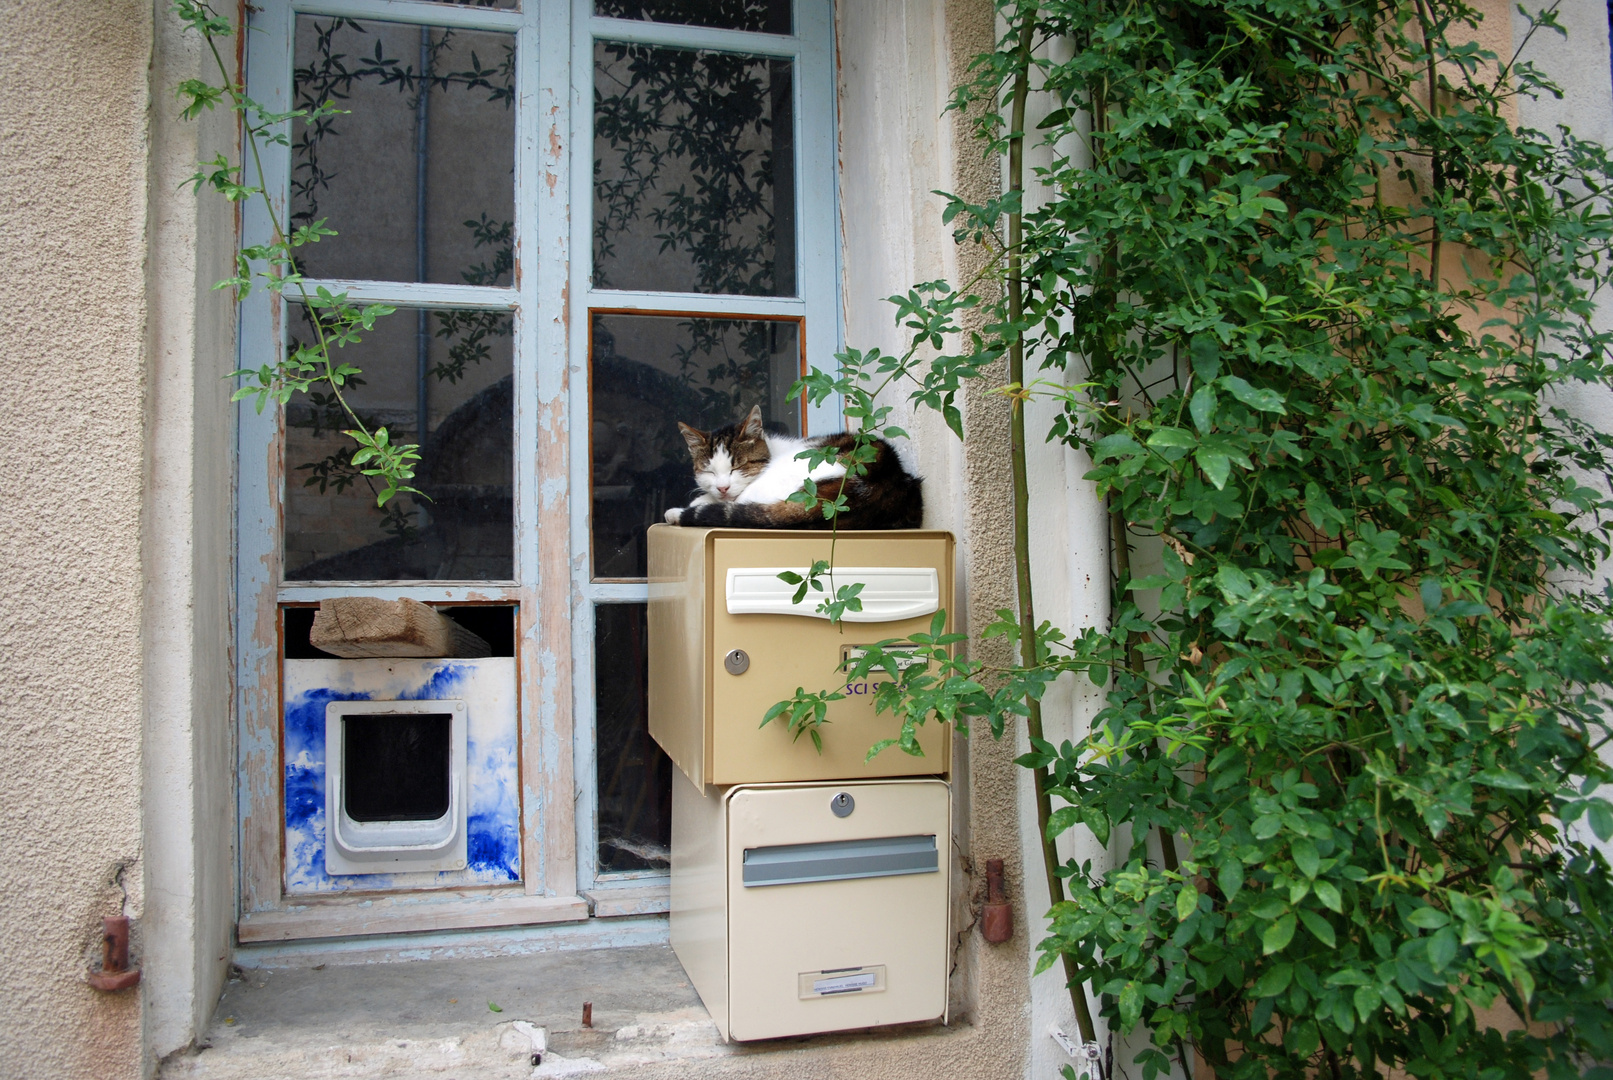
[{"left": 235, "top": 0, "right": 838, "bottom": 940}]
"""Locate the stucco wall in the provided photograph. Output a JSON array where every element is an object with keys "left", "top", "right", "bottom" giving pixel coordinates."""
[
  {"left": 0, "top": 1, "right": 154, "bottom": 1076},
  {"left": 837, "top": 0, "right": 1033, "bottom": 1072}
]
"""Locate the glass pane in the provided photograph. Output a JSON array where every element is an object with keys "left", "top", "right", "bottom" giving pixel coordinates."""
[
  {"left": 291, "top": 16, "right": 516, "bottom": 284},
  {"left": 430, "top": 0, "right": 518, "bottom": 7},
  {"left": 591, "top": 313, "right": 801, "bottom": 578},
  {"left": 594, "top": 42, "right": 795, "bottom": 296},
  {"left": 594, "top": 0, "right": 791, "bottom": 34},
  {"left": 283, "top": 303, "right": 514, "bottom": 581},
  {"left": 595, "top": 602, "right": 670, "bottom": 874}
]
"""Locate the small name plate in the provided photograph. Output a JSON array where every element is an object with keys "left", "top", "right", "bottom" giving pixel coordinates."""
[{"left": 799, "top": 965, "right": 887, "bottom": 999}]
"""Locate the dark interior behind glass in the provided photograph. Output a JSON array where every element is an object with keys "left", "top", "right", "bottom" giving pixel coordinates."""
[
  {"left": 342, "top": 713, "right": 453, "bottom": 822},
  {"left": 595, "top": 603, "right": 671, "bottom": 873},
  {"left": 589, "top": 313, "right": 800, "bottom": 578},
  {"left": 594, "top": 0, "right": 791, "bottom": 35}
]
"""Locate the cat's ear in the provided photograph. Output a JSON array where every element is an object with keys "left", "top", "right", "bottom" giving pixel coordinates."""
[
  {"left": 676, "top": 422, "right": 708, "bottom": 461},
  {"left": 741, "top": 404, "right": 765, "bottom": 440}
]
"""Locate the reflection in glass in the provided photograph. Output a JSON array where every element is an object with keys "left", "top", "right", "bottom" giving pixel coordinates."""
[
  {"left": 595, "top": 603, "right": 671, "bottom": 874},
  {"left": 291, "top": 16, "right": 515, "bottom": 284},
  {"left": 594, "top": 42, "right": 795, "bottom": 296},
  {"left": 283, "top": 303, "right": 514, "bottom": 580},
  {"left": 594, "top": 0, "right": 790, "bottom": 34},
  {"left": 590, "top": 313, "right": 801, "bottom": 578}
]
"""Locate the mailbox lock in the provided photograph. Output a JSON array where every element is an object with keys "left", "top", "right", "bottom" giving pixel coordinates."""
[
  {"left": 724, "top": 649, "right": 750, "bottom": 675},
  {"left": 830, "top": 792, "right": 855, "bottom": 818}
]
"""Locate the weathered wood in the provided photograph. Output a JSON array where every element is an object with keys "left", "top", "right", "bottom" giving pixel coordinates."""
[
  {"left": 237, "top": 893, "right": 589, "bottom": 942},
  {"left": 582, "top": 883, "right": 670, "bottom": 919},
  {"left": 310, "top": 597, "right": 492, "bottom": 658}
]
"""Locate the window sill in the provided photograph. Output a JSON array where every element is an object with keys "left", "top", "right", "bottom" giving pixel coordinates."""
[
  {"left": 583, "top": 882, "right": 670, "bottom": 918},
  {"left": 166, "top": 944, "right": 965, "bottom": 1080},
  {"left": 237, "top": 893, "right": 588, "bottom": 943}
]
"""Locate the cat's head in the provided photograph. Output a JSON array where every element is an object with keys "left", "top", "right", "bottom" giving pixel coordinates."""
[{"left": 677, "top": 405, "right": 770, "bottom": 502}]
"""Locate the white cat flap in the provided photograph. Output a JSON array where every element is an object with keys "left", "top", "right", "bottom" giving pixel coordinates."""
[{"left": 725, "top": 566, "right": 940, "bottom": 622}]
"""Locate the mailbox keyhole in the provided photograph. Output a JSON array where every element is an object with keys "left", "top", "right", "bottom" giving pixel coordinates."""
[
  {"left": 831, "top": 792, "right": 855, "bottom": 818},
  {"left": 724, "top": 649, "right": 750, "bottom": 675}
]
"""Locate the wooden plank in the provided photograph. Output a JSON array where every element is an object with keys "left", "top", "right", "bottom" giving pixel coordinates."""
[
  {"left": 528, "top": 2, "right": 578, "bottom": 898},
  {"left": 237, "top": 0, "right": 295, "bottom": 918},
  {"left": 587, "top": 14, "right": 801, "bottom": 56},
  {"left": 310, "top": 597, "right": 491, "bottom": 658},
  {"left": 583, "top": 883, "right": 670, "bottom": 919},
  {"left": 291, "top": 0, "right": 524, "bottom": 32},
  {"left": 295, "top": 277, "right": 518, "bottom": 310},
  {"left": 238, "top": 893, "right": 589, "bottom": 942}
]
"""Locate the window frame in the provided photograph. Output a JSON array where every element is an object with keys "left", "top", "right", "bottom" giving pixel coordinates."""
[
  {"left": 567, "top": 0, "right": 840, "bottom": 900},
  {"left": 233, "top": 0, "right": 840, "bottom": 940}
]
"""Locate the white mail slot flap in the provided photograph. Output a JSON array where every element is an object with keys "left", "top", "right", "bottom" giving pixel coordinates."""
[{"left": 725, "top": 566, "right": 940, "bottom": 622}]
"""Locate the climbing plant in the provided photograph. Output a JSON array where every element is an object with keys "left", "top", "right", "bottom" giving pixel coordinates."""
[
  {"left": 779, "top": 1, "right": 1613, "bottom": 1078},
  {"left": 174, "top": 0, "right": 421, "bottom": 509}
]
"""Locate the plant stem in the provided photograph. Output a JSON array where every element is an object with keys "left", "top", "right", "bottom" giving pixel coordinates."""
[
  {"left": 1413, "top": 0, "right": 1443, "bottom": 300},
  {"left": 1004, "top": 4, "right": 1098, "bottom": 1047},
  {"left": 1110, "top": 497, "right": 1178, "bottom": 874}
]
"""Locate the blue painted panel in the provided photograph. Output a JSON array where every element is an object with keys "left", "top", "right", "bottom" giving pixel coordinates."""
[{"left": 283, "top": 658, "right": 521, "bottom": 893}]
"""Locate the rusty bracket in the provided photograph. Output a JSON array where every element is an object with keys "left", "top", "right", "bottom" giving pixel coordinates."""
[
  {"left": 981, "top": 857, "right": 1014, "bottom": 944},
  {"left": 87, "top": 916, "right": 141, "bottom": 992}
]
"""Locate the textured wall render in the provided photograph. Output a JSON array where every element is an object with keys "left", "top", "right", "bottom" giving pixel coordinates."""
[
  {"left": 0, "top": 1, "right": 153, "bottom": 1077},
  {"left": 838, "top": 0, "right": 1033, "bottom": 1074}
]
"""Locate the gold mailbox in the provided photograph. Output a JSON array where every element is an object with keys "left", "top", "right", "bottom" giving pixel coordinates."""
[{"left": 647, "top": 525, "right": 955, "bottom": 786}]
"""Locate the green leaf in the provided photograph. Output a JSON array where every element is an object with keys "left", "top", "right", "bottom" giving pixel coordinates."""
[
  {"left": 1313, "top": 881, "right": 1343, "bottom": 913},
  {"left": 1118, "top": 981, "right": 1144, "bottom": 1031},
  {"left": 1176, "top": 886, "right": 1200, "bottom": 922},
  {"left": 1297, "top": 908, "right": 1336, "bottom": 948},
  {"left": 1148, "top": 427, "right": 1198, "bottom": 450},
  {"left": 1220, "top": 375, "right": 1287, "bottom": 414},
  {"left": 1427, "top": 927, "right": 1458, "bottom": 972},
  {"left": 487, "top": 1001, "right": 502, "bottom": 1013},
  {"left": 1252, "top": 963, "right": 1293, "bottom": 998},
  {"left": 1189, "top": 333, "right": 1221, "bottom": 380},
  {"left": 1047, "top": 805, "right": 1080, "bottom": 840},
  {"left": 1283, "top": 1018, "right": 1319, "bottom": 1059},
  {"left": 1251, "top": 814, "right": 1282, "bottom": 839},
  {"left": 1587, "top": 799, "right": 1613, "bottom": 843},
  {"left": 1190, "top": 384, "right": 1217, "bottom": 434},
  {"left": 1262, "top": 914, "right": 1297, "bottom": 954},
  {"left": 1292, "top": 838, "right": 1319, "bottom": 878},
  {"left": 1217, "top": 859, "right": 1245, "bottom": 902},
  {"left": 1196, "top": 448, "right": 1232, "bottom": 489},
  {"left": 1407, "top": 906, "right": 1449, "bottom": 930}
]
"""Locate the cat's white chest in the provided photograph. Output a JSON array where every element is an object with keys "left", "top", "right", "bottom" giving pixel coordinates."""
[{"left": 734, "top": 436, "right": 844, "bottom": 504}]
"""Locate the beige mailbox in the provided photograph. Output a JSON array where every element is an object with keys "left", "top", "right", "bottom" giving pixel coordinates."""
[
  {"left": 649, "top": 525, "right": 956, "bottom": 1042},
  {"left": 670, "top": 772, "right": 950, "bottom": 1041},
  {"left": 646, "top": 524, "right": 955, "bottom": 786}
]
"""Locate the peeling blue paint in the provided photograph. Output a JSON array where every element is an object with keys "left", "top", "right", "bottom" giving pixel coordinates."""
[{"left": 283, "top": 659, "right": 521, "bottom": 894}]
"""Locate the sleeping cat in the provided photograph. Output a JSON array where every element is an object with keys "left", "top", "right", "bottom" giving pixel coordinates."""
[{"left": 664, "top": 405, "right": 923, "bottom": 529}]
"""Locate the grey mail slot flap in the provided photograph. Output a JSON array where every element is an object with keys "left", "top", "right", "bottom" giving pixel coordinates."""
[{"left": 742, "top": 834, "right": 938, "bottom": 887}]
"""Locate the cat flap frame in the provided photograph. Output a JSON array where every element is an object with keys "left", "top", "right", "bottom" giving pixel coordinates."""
[{"left": 647, "top": 525, "right": 955, "bottom": 787}]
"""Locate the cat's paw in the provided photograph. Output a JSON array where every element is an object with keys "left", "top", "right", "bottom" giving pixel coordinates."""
[{"left": 664, "top": 507, "right": 684, "bottom": 525}]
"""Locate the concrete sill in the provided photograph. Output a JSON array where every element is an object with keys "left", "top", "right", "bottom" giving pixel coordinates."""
[{"left": 160, "top": 945, "right": 966, "bottom": 1079}]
